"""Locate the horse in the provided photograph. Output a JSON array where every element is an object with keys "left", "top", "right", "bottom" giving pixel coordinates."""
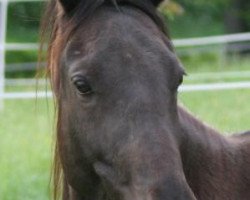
[{"left": 41, "top": 0, "right": 250, "bottom": 199}]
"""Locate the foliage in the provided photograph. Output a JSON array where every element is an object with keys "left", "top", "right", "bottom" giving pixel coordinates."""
[
  {"left": 159, "top": 1, "right": 184, "bottom": 20},
  {"left": 160, "top": 0, "right": 228, "bottom": 19},
  {"left": 7, "top": 2, "right": 43, "bottom": 43}
]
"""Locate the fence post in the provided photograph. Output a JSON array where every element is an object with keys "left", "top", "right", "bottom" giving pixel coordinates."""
[{"left": 0, "top": 0, "right": 7, "bottom": 109}]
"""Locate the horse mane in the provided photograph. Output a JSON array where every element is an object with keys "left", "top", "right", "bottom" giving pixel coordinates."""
[{"left": 40, "top": 1, "right": 168, "bottom": 199}]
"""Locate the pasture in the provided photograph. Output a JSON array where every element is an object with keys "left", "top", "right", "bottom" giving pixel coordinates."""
[{"left": 1, "top": 87, "right": 250, "bottom": 200}]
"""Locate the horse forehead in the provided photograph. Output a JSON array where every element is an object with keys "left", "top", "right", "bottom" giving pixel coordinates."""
[
  {"left": 71, "top": 25, "right": 159, "bottom": 52},
  {"left": 67, "top": 33, "right": 163, "bottom": 70},
  {"left": 65, "top": 8, "right": 171, "bottom": 75},
  {"left": 69, "top": 7, "right": 163, "bottom": 54}
]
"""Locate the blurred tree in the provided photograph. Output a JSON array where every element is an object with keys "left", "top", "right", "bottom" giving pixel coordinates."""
[
  {"left": 224, "top": 0, "right": 250, "bottom": 33},
  {"left": 159, "top": 0, "right": 226, "bottom": 38},
  {"left": 160, "top": 0, "right": 249, "bottom": 32},
  {"left": 224, "top": 0, "right": 250, "bottom": 54},
  {"left": 159, "top": 0, "right": 227, "bottom": 28}
]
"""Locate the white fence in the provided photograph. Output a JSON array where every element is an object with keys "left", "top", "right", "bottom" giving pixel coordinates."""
[
  {"left": 0, "top": 0, "right": 45, "bottom": 104},
  {"left": 174, "top": 32, "right": 250, "bottom": 47},
  {"left": 1, "top": 0, "right": 250, "bottom": 100}
]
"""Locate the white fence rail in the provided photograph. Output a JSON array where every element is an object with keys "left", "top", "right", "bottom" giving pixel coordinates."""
[
  {"left": 6, "top": 78, "right": 46, "bottom": 86},
  {"left": 180, "top": 82, "right": 250, "bottom": 92},
  {"left": 1, "top": 91, "right": 52, "bottom": 99},
  {"left": 5, "top": 43, "right": 39, "bottom": 51},
  {"left": 185, "top": 71, "right": 250, "bottom": 81},
  {"left": 174, "top": 32, "right": 250, "bottom": 47}
]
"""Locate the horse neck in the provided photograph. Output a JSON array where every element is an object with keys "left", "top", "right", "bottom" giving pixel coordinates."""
[
  {"left": 177, "top": 105, "right": 226, "bottom": 148},
  {"left": 177, "top": 105, "right": 250, "bottom": 195},
  {"left": 177, "top": 105, "right": 250, "bottom": 155},
  {"left": 177, "top": 106, "right": 236, "bottom": 170}
]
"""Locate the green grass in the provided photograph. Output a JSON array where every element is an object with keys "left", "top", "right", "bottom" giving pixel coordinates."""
[
  {"left": 179, "top": 89, "right": 250, "bottom": 134},
  {"left": 0, "top": 99, "right": 54, "bottom": 200},
  {"left": 1, "top": 89, "right": 250, "bottom": 200},
  {"left": 180, "top": 53, "right": 250, "bottom": 74}
]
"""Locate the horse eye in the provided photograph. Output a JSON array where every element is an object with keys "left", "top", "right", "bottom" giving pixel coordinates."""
[{"left": 72, "top": 76, "right": 93, "bottom": 95}]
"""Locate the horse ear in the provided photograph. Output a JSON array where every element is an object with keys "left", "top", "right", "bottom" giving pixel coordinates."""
[
  {"left": 150, "top": 0, "right": 164, "bottom": 7},
  {"left": 58, "top": 0, "right": 80, "bottom": 14}
]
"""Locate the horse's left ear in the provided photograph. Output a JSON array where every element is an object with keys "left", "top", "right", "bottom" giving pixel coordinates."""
[
  {"left": 58, "top": 0, "right": 80, "bottom": 14},
  {"left": 150, "top": 0, "right": 164, "bottom": 7}
]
